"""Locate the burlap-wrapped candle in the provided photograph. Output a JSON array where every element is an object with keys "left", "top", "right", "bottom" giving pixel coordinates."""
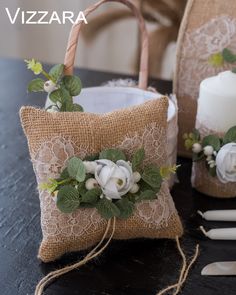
[{"left": 191, "top": 71, "right": 236, "bottom": 198}]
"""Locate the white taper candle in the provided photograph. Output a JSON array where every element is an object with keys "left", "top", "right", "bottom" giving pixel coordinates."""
[
  {"left": 200, "top": 226, "right": 236, "bottom": 240},
  {"left": 198, "top": 210, "right": 236, "bottom": 222}
]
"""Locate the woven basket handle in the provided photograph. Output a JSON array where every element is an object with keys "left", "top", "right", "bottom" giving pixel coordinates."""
[{"left": 64, "top": 0, "right": 149, "bottom": 89}]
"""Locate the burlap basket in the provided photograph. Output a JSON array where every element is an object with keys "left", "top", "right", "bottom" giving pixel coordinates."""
[
  {"left": 20, "top": 0, "right": 183, "bottom": 263},
  {"left": 174, "top": 0, "right": 236, "bottom": 157}
]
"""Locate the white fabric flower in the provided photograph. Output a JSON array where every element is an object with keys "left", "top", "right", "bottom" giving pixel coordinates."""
[
  {"left": 95, "top": 159, "right": 134, "bottom": 199},
  {"left": 216, "top": 143, "right": 236, "bottom": 183},
  {"left": 192, "top": 143, "right": 202, "bottom": 153},
  {"left": 203, "top": 145, "right": 214, "bottom": 156},
  {"left": 83, "top": 161, "right": 98, "bottom": 174}
]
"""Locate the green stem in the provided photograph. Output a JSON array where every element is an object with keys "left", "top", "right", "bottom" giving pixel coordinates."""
[
  {"left": 42, "top": 70, "right": 56, "bottom": 84},
  {"left": 57, "top": 178, "right": 71, "bottom": 185}
]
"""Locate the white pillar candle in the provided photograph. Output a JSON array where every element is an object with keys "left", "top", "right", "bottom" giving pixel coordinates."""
[
  {"left": 198, "top": 210, "right": 236, "bottom": 221},
  {"left": 200, "top": 226, "right": 236, "bottom": 240},
  {"left": 197, "top": 71, "right": 236, "bottom": 132}
]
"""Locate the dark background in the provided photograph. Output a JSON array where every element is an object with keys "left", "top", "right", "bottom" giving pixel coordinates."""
[{"left": 0, "top": 59, "right": 236, "bottom": 295}]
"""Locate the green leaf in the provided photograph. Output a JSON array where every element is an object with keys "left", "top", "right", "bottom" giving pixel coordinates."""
[
  {"left": 62, "top": 75, "right": 82, "bottom": 96},
  {"left": 142, "top": 165, "right": 162, "bottom": 189},
  {"left": 67, "top": 157, "right": 86, "bottom": 182},
  {"left": 223, "top": 126, "right": 236, "bottom": 144},
  {"left": 79, "top": 203, "right": 94, "bottom": 208},
  {"left": 27, "top": 78, "right": 44, "bottom": 92},
  {"left": 56, "top": 185, "right": 80, "bottom": 213},
  {"left": 116, "top": 198, "right": 134, "bottom": 219},
  {"left": 49, "top": 64, "right": 64, "bottom": 82},
  {"left": 136, "top": 190, "right": 157, "bottom": 202},
  {"left": 49, "top": 88, "right": 63, "bottom": 103},
  {"left": 192, "top": 152, "right": 205, "bottom": 162},
  {"left": 132, "top": 148, "right": 145, "bottom": 171},
  {"left": 99, "top": 149, "right": 126, "bottom": 162},
  {"left": 72, "top": 103, "right": 84, "bottom": 112},
  {"left": 208, "top": 166, "right": 217, "bottom": 177},
  {"left": 202, "top": 135, "right": 221, "bottom": 151},
  {"left": 84, "top": 153, "right": 99, "bottom": 161},
  {"left": 192, "top": 129, "right": 201, "bottom": 141},
  {"left": 222, "top": 48, "right": 236, "bottom": 63},
  {"left": 125, "top": 193, "right": 136, "bottom": 203},
  {"left": 81, "top": 188, "right": 101, "bottom": 204},
  {"left": 76, "top": 181, "right": 87, "bottom": 197},
  {"left": 96, "top": 198, "right": 120, "bottom": 219},
  {"left": 60, "top": 168, "right": 70, "bottom": 179}
]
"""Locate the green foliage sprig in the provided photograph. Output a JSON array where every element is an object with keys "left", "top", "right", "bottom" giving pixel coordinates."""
[
  {"left": 40, "top": 148, "right": 177, "bottom": 220},
  {"left": 183, "top": 126, "right": 236, "bottom": 177},
  {"left": 209, "top": 48, "right": 236, "bottom": 73},
  {"left": 25, "top": 59, "right": 83, "bottom": 112}
]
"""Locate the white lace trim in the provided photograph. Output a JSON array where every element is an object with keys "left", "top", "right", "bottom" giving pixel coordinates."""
[{"left": 179, "top": 15, "right": 236, "bottom": 100}]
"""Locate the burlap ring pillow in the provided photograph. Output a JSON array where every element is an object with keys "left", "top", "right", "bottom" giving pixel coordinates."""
[
  {"left": 21, "top": 0, "right": 183, "bottom": 264},
  {"left": 174, "top": 0, "right": 236, "bottom": 157}
]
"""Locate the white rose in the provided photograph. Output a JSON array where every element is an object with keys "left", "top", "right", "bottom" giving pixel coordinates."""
[
  {"left": 83, "top": 161, "right": 98, "bottom": 174},
  {"left": 95, "top": 159, "right": 134, "bottom": 199},
  {"left": 203, "top": 145, "right": 214, "bottom": 156},
  {"left": 216, "top": 143, "right": 236, "bottom": 183},
  {"left": 192, "top": 143, "right": 202, "bottom": 153}
]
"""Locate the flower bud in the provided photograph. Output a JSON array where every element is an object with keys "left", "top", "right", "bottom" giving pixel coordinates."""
[
  {"left": 129, "top": 183, "right": 139, "bottom": 194},
  {"left": 203, "top": 145, "right": 214, "bottom": 156},
  {"left": 85, "top": 178, "right": 98, "bottom": 190},
  {"left": 133, "top": 171, "right": 141, "bottom": 183},
  {"left": 192, "top": 143, "right": 202, "bottom": 153},
  {"left": 44, "top": 80, "right": 56, "bottom": 93}
]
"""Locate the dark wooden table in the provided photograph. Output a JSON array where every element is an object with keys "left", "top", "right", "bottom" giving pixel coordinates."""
[{"left": 0, "top": 58, "right": 236, "bottom": 295}]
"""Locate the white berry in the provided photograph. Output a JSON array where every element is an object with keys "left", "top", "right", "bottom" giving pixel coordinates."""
[
  {"left": 209, "top": 162, "right": 216, "bottom": 168},
  {"left": 203, "top": 145, "right": 214, "bottom": 156},
  {"left": 133, "top": 171, "right": 141, "bottom": 183},
  {"left": 206, "top": 155, "right": 212, "bottom": 162},
  {"left": 44, "top": 80, "right": 56, "bottom": 93},
  {"left": 85, "top": 178, "right": 98, "bottom": 190},
  {"left": 129, "top": 183, "right": 139, "bottom": 194},
  {"left": 192, "top": 143, "right": 202, "bottom": 154}
]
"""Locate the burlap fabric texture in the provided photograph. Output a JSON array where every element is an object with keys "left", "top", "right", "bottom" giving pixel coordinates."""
[
  {"left": 174, "top": 0, "right": 236, "bottom": 157},
  {"left": 191, "top": 121, "right": 236, "bottom": 198},
  {"left": 20, "top": 97, "right": 183, "bottom": 262}
]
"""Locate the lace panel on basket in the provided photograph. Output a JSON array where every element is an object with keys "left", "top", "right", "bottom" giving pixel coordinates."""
[
  {"left": 179, "top": 15, "right": 236, "bottom": 100},
  {"left": 32, "top": 123, "right": 176, "bottom": 240}
]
